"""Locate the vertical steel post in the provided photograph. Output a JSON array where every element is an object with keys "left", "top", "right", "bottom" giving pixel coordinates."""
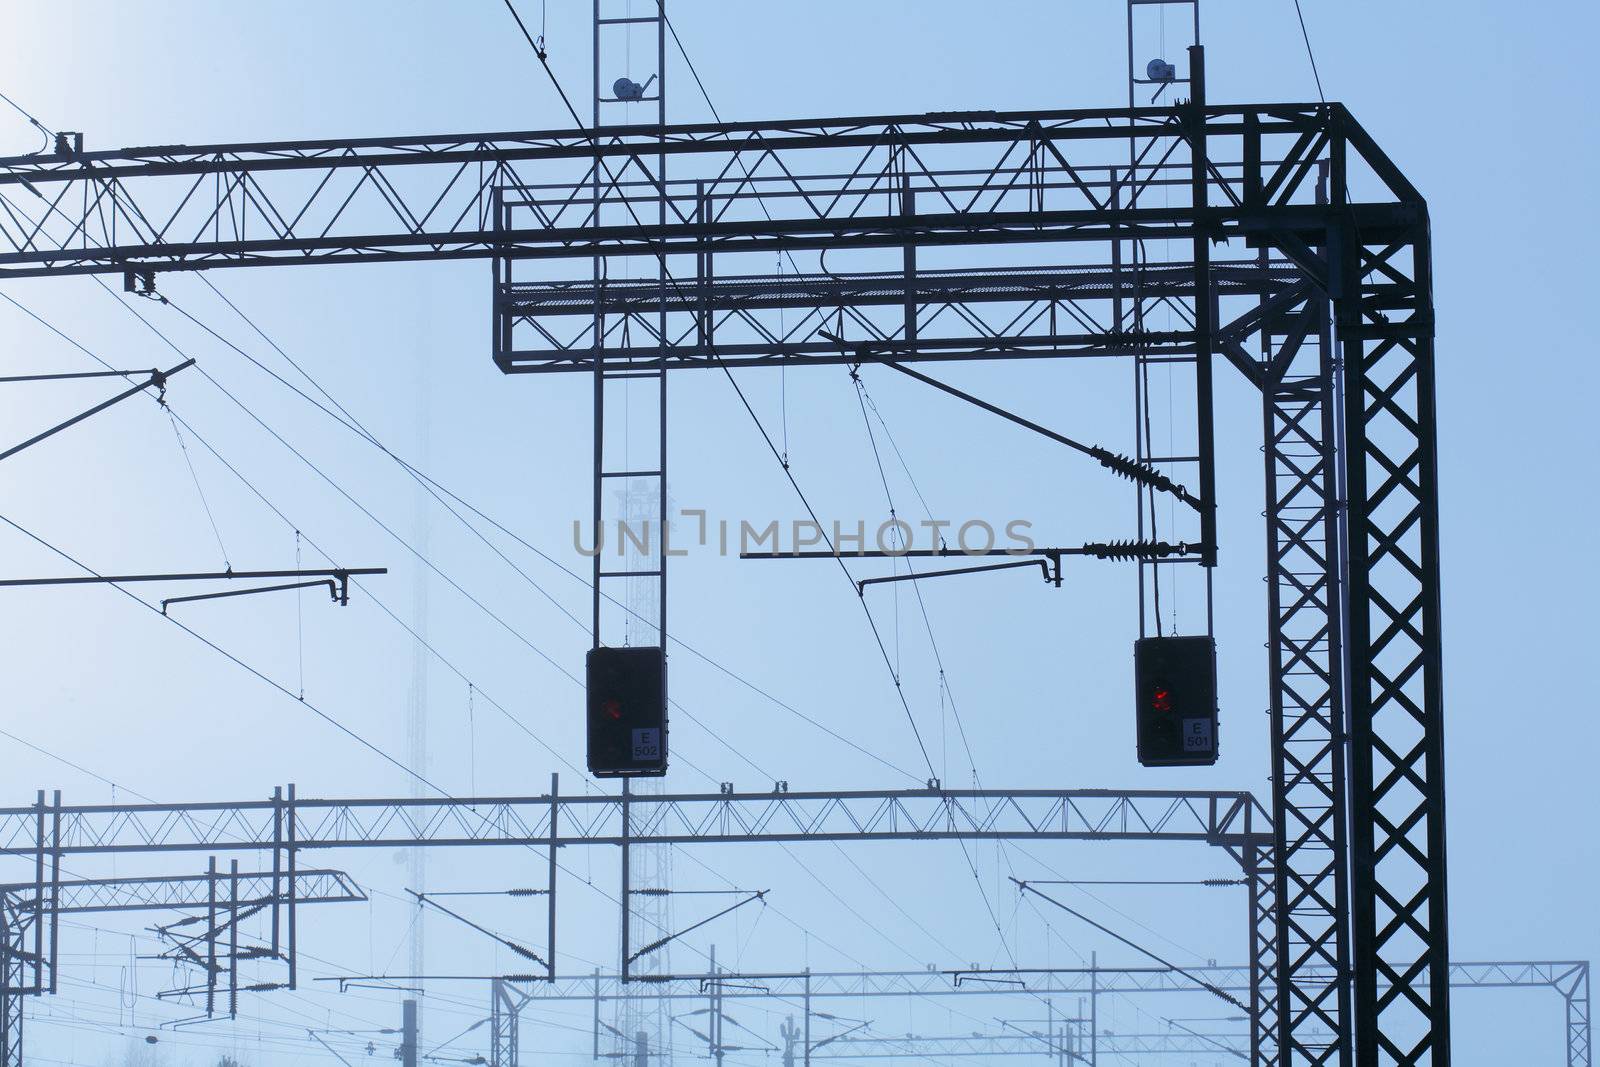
[
  {"left": 655, "top": 0, "right": 669, "bottom": 662},
  {"left": 901, "top": 165, "right": 916, "bottom": 348},
  {"left": 46, "top": 792, "right": 58, "bottom": 995},
  {"left": 30, "top": 794, "right": 41, "bottom": 995},
  {"left": 401, "top": 998, "right": 419, "bottom": 1067},
  {"left": 205, "top": 856, "right": 217, "bottom": 1018},
  {"left": 228, "top": 859, "right": 239, "bottom": 1019},
  {"left": 804, "top": 970, "right": 812, "bottom": 1067},
  {"left": 1090, "top": 952, "right": 1098, "bottom": 1067},
  {"left": 1186, "top": 44, "right": 1217, "bottom": 566},
  {"left": 270, "top": 785, "right": 282, "bottom": 957},
  {"left": 589, "top": 0, "right": 604, "bottom": 646},
  {"left": 549, "top": 772, "right": 559, "bottom": 981},
  {"left": 709, "top": 943, "right": 722, "bottom": 1066},
  {"left": 620, "top": 779, "right": 630, "bottom": 979},
  {"left": 286, "top": 782, "right": 298, "bottom": 990}
]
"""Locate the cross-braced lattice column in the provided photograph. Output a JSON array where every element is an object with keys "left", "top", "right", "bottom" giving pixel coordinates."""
[
  {"left": 1232, "top": 838, "right": 1280, "bottom": 1065},
  {"left": 490, "top": 977, "right": 520, "bottom": 1067},
  {"left": 1567, "top": 965, "right": 1592, "bottom": 1067},
  {"left": 1326, "top": 118, "right": 1447, "bottom": 1066},
  {"left": 1260, "top": 245, "right": 1349, "bottom": 1066},
  {"left": 0, "top": 895, "right": 28, "bottom": 1067}
]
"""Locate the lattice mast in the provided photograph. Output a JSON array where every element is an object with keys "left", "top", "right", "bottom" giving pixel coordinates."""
[{"left": 595, "top": 8, "right": 673, "bottom": 1064}]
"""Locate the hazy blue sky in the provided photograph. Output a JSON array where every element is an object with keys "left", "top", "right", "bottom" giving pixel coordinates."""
[{"left": 0, "top": 2, "right": 1595, "bottom": 1064}]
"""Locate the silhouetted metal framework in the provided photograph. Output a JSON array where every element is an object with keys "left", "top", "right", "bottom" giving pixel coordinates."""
[
  {"left": 0, "top": 786, "right": 1263, "bottom": 1066},
  {"left": 0, "top": 862, "right": 363, "bottom": 1067},
  {"left": 806, "top": 1031, "right": 1245, "bottom": 1061},
  {"left": 494, "top": 961, "right": 1586, "bottom": 1067},
  {"left": 490, "top": 977, "right": 519, "bottom": 1067},
  {"left": 1451, "top": 963, "right": 1591, "bottom": 1067},
  {"left": 0, "top": 78, "right": 1446, "bottom": 1065},
  {"left": 0, "top": 786, "right": 1265, "bottom": 854}
]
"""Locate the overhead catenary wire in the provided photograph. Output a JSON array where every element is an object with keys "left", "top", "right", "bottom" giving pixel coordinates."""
[
  {"left": 0, "top": 238, "right": 605, "bottom": 800},
  {"left": 0, "top": 726, "right": 155, "bottom": 803},
  {"left": 1011, "top": 878, "right": 1248, "bottom": 1013},
  {"left": 563, "top": 15, "right": 1040, "bottom": 980},
  {"left": 1292, "top": 0, "right": 1327, "bottom": 104},
  {"left": 12, "top": 290, "right": 919, "bottom": 986},
  {"left": 99, "top": 287, "right": 598, "bottom": 765},
  {"left": 847, "top": 369, "right": 1046, "bottom": 980},
  {"left": 0, "top": 86, "right": 879, "bottom": 806},
  {"left": 164, "top": 408, "right": 232, "bottom": 570},
  {"left": 0, "top": 500, "right": 699, "bottom": 981},
  {"left": 4, "top": 278, "right": 934, "bottom": 981},
  {"left": 10, "top": 258, "right": 886, "bottom": 1067},
  {"left": 501, "top": 0, "right": 585, "bottom": 128},
  {"left": 181, "top": 272, "right": 916, "bottom": 782},
  {"left": 858, "top": 385, "right": 1094, "bottom": 962},
  {"left": 41, "top": 870, "right": 513, "bottom": 1052},
  {"left": 0, "top": 509, "right": 454, "bottom": 797},
  {"left": 0, "top": 86, "right": 53, "bottom": 155},
  {"left": 0, "top": 51, "right": 1248, "bottom": 1011}
]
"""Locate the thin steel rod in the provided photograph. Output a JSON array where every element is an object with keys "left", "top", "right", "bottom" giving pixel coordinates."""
[
  {"left": 628, "top": 892, "right": 767, "bottom": 965},
  {"left": 0, "top": 369, "right": 158, "bottom": 383},
  {"left": 161, "top": 579, "right": 337, "bottom": 614},
  {"left": 869, "top": 354, "right": 1203, "bottom": 512},
  {"left": 1012, "top": 880, "right": 1249, "bottom": 1014},
  {"left": 0, "top": 567, "right": 385, "bottom": 588},
  {"left": 0, "top": 360, "right": 194, "bottom": 462},
  {"left": 742, "top": 545, "right": 1192, "bottom": 562},
  {"left": 407, "top": 890, "right": 547, "bottom": 968},
  {"left": 856, "top": 559, "right": 1051, "bottom": 594}
]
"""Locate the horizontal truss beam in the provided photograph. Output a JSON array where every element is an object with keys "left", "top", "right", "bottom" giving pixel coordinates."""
[
  {"left": 0, "top": 868, "right": 361, "bottom": 914},
  {"left": 0, "top": 787, "right": 1268, "bottom": 857},
  {"left": 0, "top": 104, "right": 1415, "bottom": 278},
  {"left": 471, "top": 961, "right": 1585, "bottom": 1003}
]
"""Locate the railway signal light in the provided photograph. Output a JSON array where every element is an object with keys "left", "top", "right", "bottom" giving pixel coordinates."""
[
  {"left": 1134, "top": 635, "right": 1218, "bottom": 766},
  {"left": 586, "top": 645, "right": 668, "bottom": 778}
]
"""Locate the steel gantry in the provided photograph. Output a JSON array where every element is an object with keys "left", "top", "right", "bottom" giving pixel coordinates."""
[
  {"left": 0, "top": 861, "right": 364, "bottom": 1067},
  {"left": 0, "top": 18, "right": 1449, "bottom": 1064},
  {"left": 484, "top": 960, "right": 1588, "bottom": 1067},
  {"left": 0, "top": 784, "right": 1266, "bottom": 1066},
  {"left": 0, "top": 784, "right": 1266, "bottom": 855}
]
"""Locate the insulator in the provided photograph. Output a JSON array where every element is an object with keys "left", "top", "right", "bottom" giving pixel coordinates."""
[
  {"left": 1089, "top": 446, "right": 1186, "bottom": 498},
  {"left": 1082, "top": 539, "right": 1189, "bottom": 561}
]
